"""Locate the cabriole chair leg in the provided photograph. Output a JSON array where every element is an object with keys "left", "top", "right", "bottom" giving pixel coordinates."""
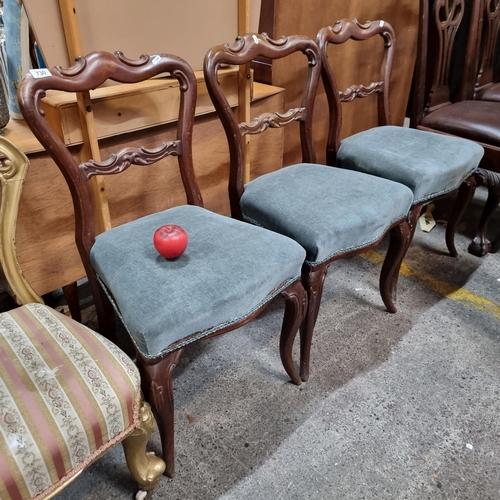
[
  {"left": 380, "top": 219, "right": 412, "bottom": 313},
  {"left": 140, "top": 349, "right": 185, "bottom": 478},
  {"left": 280, "top": 280, "right": 308, "bottom": 385},
  {"left": 122, "top": 398, "right": 166, "bottom": 498},
  {"left": 299, "top": 265, "right": 329, "bottom": 382}
]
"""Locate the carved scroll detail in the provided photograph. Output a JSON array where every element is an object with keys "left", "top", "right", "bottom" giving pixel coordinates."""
[
  {"left": 114, "top": 52, "right": 150, "bottom": 67},
  {"left": 80, "top": 141, "right": 182, "bottom": 179},
  {"left": 332, "top": 18, "right": 373, "bottom": 34},
  {"left": 340, "top": 81, "right": 384, "bottom": 102},
  {"left": 0, "top": 159, "right": 17, "bottom": 179},
  {"left": 475, "top": 167, "right": 500, "bottom": 195},
  {"left": 54, "top": 56, "right": 87, "bottom": 77},
  {"left": 239, "top": 108, "right": 305, "bottom": 135}
]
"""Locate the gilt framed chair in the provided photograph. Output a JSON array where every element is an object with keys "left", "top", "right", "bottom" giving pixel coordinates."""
[
  {"left": 411, "top": 0, "right": 500, "bottom": 257},
  {"left": 204, "top": 33, "right": 414, "bottom": 383},
  {"left": 0, "top": 136, "right": 165, "bottom": 499},
  {"left": 317, "top": 18, "right": 484, "bottom": 265},
  {"left": 18, "top": 51, "right": 308, "bottom": 478}
]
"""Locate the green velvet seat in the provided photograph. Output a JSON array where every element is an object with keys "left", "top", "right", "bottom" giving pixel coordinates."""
[
  {"left": 337, "top": 126, "right": 483, "bottom": 204},
  {"left": 91, "top": 205, "right": 306, "bottom": 358},
  {"left": 241, "top": 163, "right": 413, "bottom": 265}
]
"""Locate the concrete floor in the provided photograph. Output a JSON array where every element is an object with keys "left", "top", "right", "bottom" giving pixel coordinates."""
[{"left": 55, "top": 188, "right": 500, "bottom": 500}]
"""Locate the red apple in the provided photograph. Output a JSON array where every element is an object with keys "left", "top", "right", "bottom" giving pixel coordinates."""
[{"left": 153, "top": 225, "right": 188, "bottom": 259}]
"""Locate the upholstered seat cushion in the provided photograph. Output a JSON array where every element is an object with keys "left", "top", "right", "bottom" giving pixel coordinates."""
[
  {"left": 0, "top": 303, "right": 140, "bottom": 500},
  {"left": 90, "top": 205, "right": 306, "bottom": 358},
  {"left": 420, "top": 101, "right": 500, "bottom": 148},
  {"left": 240, "top": 163, "right": 413, "bottom": 265},
  {"left": 475, "top": 83, "right": 500, "bottom": 102},
  {"left": 336, "top": 125, "right": 484, "bottom": 204}
]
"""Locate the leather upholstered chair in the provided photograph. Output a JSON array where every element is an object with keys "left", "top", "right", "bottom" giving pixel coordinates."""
[
  {"left": 204, "top": 33, "right": 415, "bottom": 383},
  {"left": 411, "top": 0, "right": 500, "bottom": 257},
  {"left": 18, "top": 52, "right": 307, "bottom": 478},
  {"left": 317, "top": 18, "right": 484, "bottom": 264},
  {"left": 0, "top": 136, "right": 165, "bottom": 499}
]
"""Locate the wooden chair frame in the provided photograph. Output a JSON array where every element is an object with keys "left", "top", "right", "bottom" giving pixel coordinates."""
[
  {"left": 318, "top": 17, "right": 480, "bottom": 261},
  {"left": 18, "top": 51, "right": 307, "bottom": 478},
  {"left": 204, "top": 33, "right": 411, "bottom": 382}
]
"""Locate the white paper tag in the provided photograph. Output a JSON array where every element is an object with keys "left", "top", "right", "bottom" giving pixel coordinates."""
[
  {"left": 152, "top": 55, "right": 161, "bottom": 65},
  {"left": 29, "top": 68, "right": 52, "bottom": 79},
  {"left": 380, "top": 20, "right": 385, "bottom": 27},
  {"left": 252, "top": 34, "right": 260, "bottom": 44}
]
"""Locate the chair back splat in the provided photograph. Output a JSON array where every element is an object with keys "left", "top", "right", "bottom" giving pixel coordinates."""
[
  {"left": 318, "top": 19, "right": 395, "bottom": 166},
  {"left": 205, "top": 33, "right": 416, "bottom": 382},
  {"left": 19, "top": 51, "right": 308, "bottom": 478}
]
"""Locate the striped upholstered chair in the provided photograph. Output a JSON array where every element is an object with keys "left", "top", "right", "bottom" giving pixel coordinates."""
[{"left": 0, "top": 137, "right": 165, "bottom": 499}]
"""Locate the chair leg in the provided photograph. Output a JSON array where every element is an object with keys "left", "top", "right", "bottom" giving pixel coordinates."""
[
  {"left": 139, "top": 349, "right": 184, "bottom": 478},
  {"left": 299, "top": 265, "right": 329, "bottom": 382},
  {"left": 468, "top": 168, "right": 500, "bottom": 257},
  {"left": 446, "top": 175, "right": 477, "bottom": 257},
  {"left": 88, "top": 272, "right": 117, "bottom": 343},
  {"left": 62, "top": 281, "right": 82, "bottom": 322},
  {"left": 122, "top": 398, "right": 166, "bottom": 497},
  {"left": 279, "top": 280, "right": 307, "bottom": 386},
  {"left": 380, "top": 218, "right": 411, "bottom": 314}
]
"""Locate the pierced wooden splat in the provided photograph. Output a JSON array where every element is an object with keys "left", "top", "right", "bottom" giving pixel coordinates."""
[
  {"left": 426, "top": 0, "right": 464, "bottom": 111},
  {"left": 475, "top": 0, "right": 500, "bottom": 92}
]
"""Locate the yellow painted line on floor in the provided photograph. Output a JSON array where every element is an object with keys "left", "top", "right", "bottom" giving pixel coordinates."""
[{"left": 361, "top": 249, "right": 500, "bottom": 321}]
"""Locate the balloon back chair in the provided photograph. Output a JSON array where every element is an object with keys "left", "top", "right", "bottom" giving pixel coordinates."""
[
  {"left": 0, "top": 136, "right": 165, "bottom": 499},
  {"left": 18, "top": 51, "right": 308, "bottom": 478},
  {"left": 410, "top": 0, "right": 500, "bottom": 257},
  {"left": 204, "top": 33, "right": 415, "bottom": 383},
  {"left": 317, "top": 18, "right": 484, "bottom": 264}
]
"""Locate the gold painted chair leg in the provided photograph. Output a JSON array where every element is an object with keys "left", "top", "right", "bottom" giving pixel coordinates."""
[{"left": 122, "top": 399, "right": 166, "bottom": 496}]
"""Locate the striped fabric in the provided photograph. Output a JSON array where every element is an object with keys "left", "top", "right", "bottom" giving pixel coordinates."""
[{"left": 0, "top": 303, "right": 141, "bottom": 500}]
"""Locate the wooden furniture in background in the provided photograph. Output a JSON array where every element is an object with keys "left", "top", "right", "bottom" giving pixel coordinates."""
[
  {"left": 253, "top": 0, "right": 420, "bottom": 165},
  {"left": 411, "top": 0, "right": 500, "bottom": 256}
]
